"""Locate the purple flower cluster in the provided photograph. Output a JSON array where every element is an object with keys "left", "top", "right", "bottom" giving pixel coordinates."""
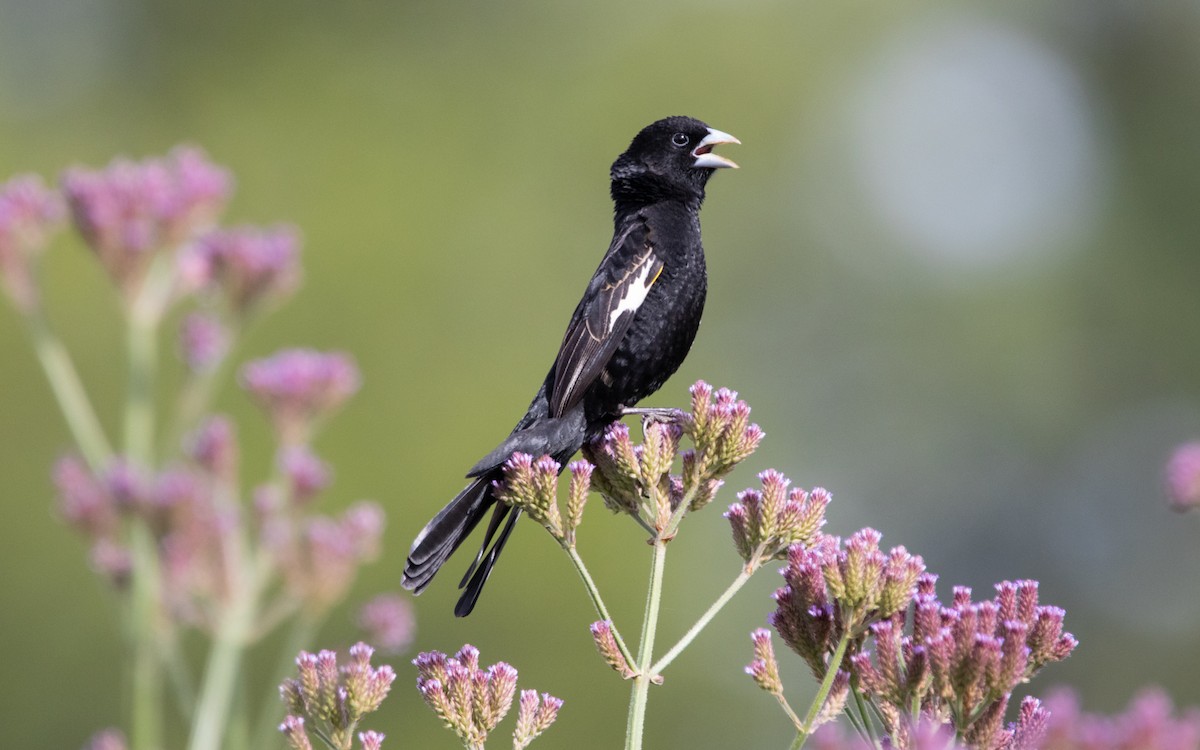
[
  {"left": 0, "top": 174, "right": 64, "bottom": 311},
  {"left": 279, "top": 642, "right": 396, "bottom": 750},
  {"left": 55, "top": 403, "right": 384, "bottom": 624},
  {"left": 1164, "top": 442, "right": 1200, "bottom": 513},
  {"left": 241, "top": 348, "right": 361, "bottom": 444},
  {"left": 1041, "top": 687, "right": 1200, "bottom": 750},
  {"left": 771, "top": 530, "right": 926, "bottom": 676},
  {"left": 357, "top": 593, "right": 417, "bottom": 655},
  {"left": 758, "top": 524, "right": 1078, "bottom": 749},
  {"left": 61, "top": 146, "right": 231, "bottom": 298},
  {"left": 265, "top": 499, "right": 385, "bottom": 611},
  {"left": 850, "top": 578, "right": 1075, "bottom": 748},
  {"left": 179, "top": 224, "right": 301, "bottom": 314},
  {"left": 580, "top": 380, "right": 765, "bottom": 535},
  {"left": 414, "top": 645, "right": 563, "bottom": 750},
  {"left": 726, "top": 469, "right": 830, "bottom": 567}
]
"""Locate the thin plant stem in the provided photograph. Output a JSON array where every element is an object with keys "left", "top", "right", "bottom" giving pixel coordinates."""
[
  {"left": 649, "top": 564, "right": 755, "bottom": 675},
  {"left": 565, "top": 545, "right": 637, "bottom": 667},
  {"left": 24, "top": 308, "right": 112, "bottom": 469},
  {"left": 793, "top": 630, "right": 854, "bottom": 749},
  {"left": 624, "top": 537, "right": 668, "bottom": 750},
  {"left": 123, "top": 260, "right": 174, "bottom": 750},
  {"left": 773, "top": 690, "right": 806, "bottom": 732},
  {"left": 127, "top": 521, "right": 165, "bottom": 750},
  {"left": 186, "top": 564, "right": 261, "bottom": 750}
]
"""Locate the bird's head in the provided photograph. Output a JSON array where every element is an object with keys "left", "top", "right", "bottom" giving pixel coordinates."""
[{"left": 611, "top": 116, "right": 739, "bottom": 206}]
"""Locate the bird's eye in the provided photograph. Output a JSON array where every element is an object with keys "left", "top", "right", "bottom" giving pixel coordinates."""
[{"left": 671, "top": 132, "right": 690, "bottom": 148}]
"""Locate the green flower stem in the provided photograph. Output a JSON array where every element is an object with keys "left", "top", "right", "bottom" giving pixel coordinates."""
[
  {"left": 186, "top": 561, "right": 262, "bottom": 750},
  {"left": 625, "top": 537, "right": 668, "bottom": 750},
  {"left": 123, "top": 261, "right": 174, "bottom": 750},
  {"left": 649, "top": 564, "right": 756, "bottom": 675},
  {"left": 565, "top": 545, "right": 636, "bottom": 667},
  {"left": 773, "top": 691, "right": 806, "bottom": 733},
  {"left": 792, "top": 630, "right": 854, "bottom": 750},
  {"left": 127, "top": 522, "right": 165, "bottom": 750},
  {"left": 25, "top": 308, "right": 112, "bottom": 469}
]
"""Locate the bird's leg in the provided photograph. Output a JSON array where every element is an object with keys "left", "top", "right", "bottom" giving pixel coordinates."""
[{"left": 621, "top": 406, "right": 687, "bottom": 428}]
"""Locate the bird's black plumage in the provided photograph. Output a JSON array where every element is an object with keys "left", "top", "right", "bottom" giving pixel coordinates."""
[{"left": 401, "top": 116, "right": 739, "bottom": 616}]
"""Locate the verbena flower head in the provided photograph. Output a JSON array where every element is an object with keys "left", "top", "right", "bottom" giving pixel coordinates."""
[
  {"left": 493, "top": 452, "right": 565, "bottom": 539},
  {"left": 413, "top": 645, "right": 521, "bottom": 749},
  {"left": 726, "top": 469, "right": 830, "bottom": 567},
  {"left": 590, "top": 620, "right": 636, "bottom": 679},
  {"left": 358, "top": 592, "right": 416, "bottom": 655},
  {"left": 240, "top": 348, "right": 360, "bottom": 444},
  {"left": 771, "top": 529, "right": 925, "bottom": 675},
  {"left": 745, "top": 628, "right": 784, "bottom": 695},
  {"left": 1164, "top": 441, "right": 1200, "bottom": 512},
  {"left": 682, "top": 381, "right": 764, "bottom": 503},
  {"left": 181, "top": 224, "right": 300, "bottom": 313},
  {"left": 0, "top": 173, "right": 64, "bottom": 312},
  {"left": 844, "top": 577, "right": 1076, "bottom": 746},
  {"left": 513, "top": 690, "right": 564, "bottom": 750},
  {"left": 280, "top": 642, "right": 396, "bottom": 750},
  {"left": 62, "top": 146, "right": 231, "bottom": 299}
]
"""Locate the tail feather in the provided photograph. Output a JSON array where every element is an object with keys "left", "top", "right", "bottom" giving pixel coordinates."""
[
  {"left": 404, "top": 409, "right": 588, "bottom": 615},
  {"left": 455, "top": 505, "right": 522, "bottom": 617},
  {"left": 402, "top": 475, "right": 494, "bottom": 594}
]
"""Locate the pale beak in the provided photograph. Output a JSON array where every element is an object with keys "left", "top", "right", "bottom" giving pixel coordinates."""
[{"left": 691, "top": 127, "right": 741, "bottom": 169}]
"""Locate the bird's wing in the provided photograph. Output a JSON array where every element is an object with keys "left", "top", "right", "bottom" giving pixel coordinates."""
[{"left": 549, "top": 215, "right": 663, "bottom": 418}]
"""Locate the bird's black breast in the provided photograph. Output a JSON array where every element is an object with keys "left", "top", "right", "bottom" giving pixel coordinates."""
[{"left": 582, "top": 203, "right": 707, "bottom": 427}]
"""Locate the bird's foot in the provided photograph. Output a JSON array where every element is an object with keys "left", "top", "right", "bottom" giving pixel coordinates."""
[{"left": 621, "top": 406, "right": 687, "bottom": 428}]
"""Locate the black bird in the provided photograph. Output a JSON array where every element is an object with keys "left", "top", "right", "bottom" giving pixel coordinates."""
[{"left": 401, "top": 116, "right": 739, "bottom": 616}]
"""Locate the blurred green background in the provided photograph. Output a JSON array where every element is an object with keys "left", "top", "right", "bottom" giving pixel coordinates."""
[{"left": 3, "top": 0, "right": 1200, "bottom": 747}]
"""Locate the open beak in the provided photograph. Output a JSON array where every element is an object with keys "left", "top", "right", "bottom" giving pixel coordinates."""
[{"left": 691, "top": 127, "right": 740, "bottom": 169}]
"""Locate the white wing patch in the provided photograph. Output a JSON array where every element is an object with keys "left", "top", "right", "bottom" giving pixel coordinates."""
[{"left": 607, "top": 260, "right": 657, "bottom": 332}]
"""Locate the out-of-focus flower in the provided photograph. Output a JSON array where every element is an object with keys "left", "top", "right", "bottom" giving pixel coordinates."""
[
  {"left": 55, "top": 453, "right": 119, "bottom": 539},
  {"left": 0, "top": 174, "right": 64, "bottom": 312},
  {"left": 280, "top": 642, "right": 395, "bottom": 750},
  {"left": 1164, "top": 441, "right": 1200, "bottom": 512},
  {"left": 269, "top": 500, "right": 385, "bottom": 611},
  {"left": 1041, "top": 686, "right": 1200, "bottom": 750},
  {"left": 240, "top": 348, "right": 360, "bottom": 444},
  {"left": 62, "top": 146, "right": 231, "bottom": 299},
  {"left": 280, "top": 445, "right": 332, "bottom": 504},
  {"left": 358, "top": 593, "right": 416, "bottom": 656},
  {"left": 726, "top": 469, "right": 830, "bottom": 567},
  {"left": 180, "top": 224, "right": 300, "bottom": 313},
  {"left": 185, "top": 414, "right": 238, "bottom": 485},
  {"left": 82, "top": 728, "right": 129, "bottom": 750},
  {"left": 414, "top": 645, "right": 561, "bottom": 750},
  {"left": 178, "top": 311, "right": 229, "bottom": 374}
]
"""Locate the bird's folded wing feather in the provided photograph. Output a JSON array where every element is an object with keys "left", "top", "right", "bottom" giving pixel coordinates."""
[{"left": 549, "top": 216, "right": 663, "bottom": 418}]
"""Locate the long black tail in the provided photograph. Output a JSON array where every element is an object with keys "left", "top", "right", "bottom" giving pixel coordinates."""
[
  {"left": 402, "top": 409, "right": 587, "bottom": 616},
  {"left": 401, "top": 471, "right": 524, "bottom": 616}
]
